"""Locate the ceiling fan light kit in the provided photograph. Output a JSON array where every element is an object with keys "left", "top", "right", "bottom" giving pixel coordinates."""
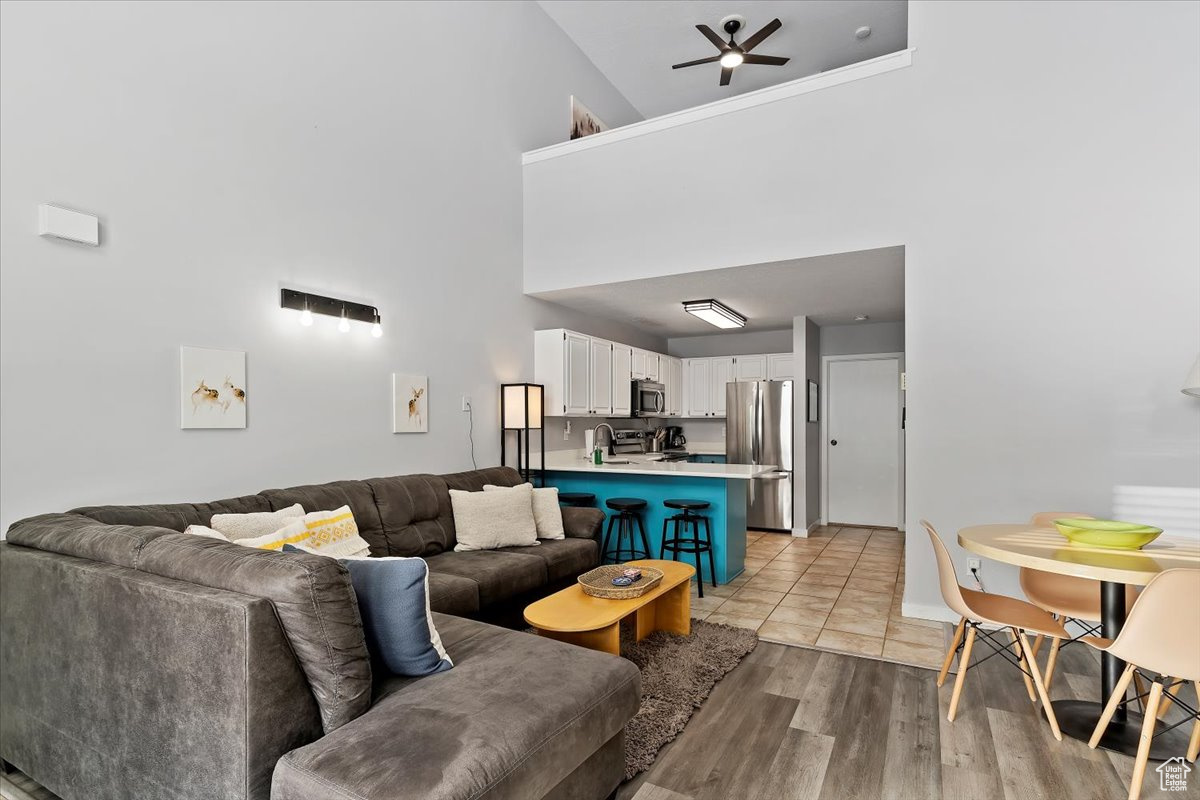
[{"left": 672, "top": 15, "right": 790, "bottom": 87}]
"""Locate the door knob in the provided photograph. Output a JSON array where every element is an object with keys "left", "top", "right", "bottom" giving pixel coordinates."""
[{"left": 830, "top": 439, "right": 838, "bottom": 446}]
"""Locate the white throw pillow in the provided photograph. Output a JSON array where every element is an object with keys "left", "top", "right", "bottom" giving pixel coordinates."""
[
  {"left": 450, "top": 485, "right": 539, "bottom": 551},
  {"left": 483, "top": 483, "right": 565, "bottom": 540},
  {"left": 183, "top": 525, "right": 229, "bottom": 541},
  {"left": 210, "top": 504, "right": 305, "bottom": 541}
]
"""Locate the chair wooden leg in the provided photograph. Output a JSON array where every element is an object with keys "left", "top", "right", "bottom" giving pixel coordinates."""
[
  {"left": 1044, "top": 636, "right": 1062, "bottom": 693},
  {"left": 1017, "top": 629, "right": 1062, "bottom": 741},
  {"left": 1157, "top": 678, "right": 1182, "bottom": 721},
  {"left": 1132, "top": 672, "right": 1147, "bottom": 714},
  {"left": 1189, "top": 681, "right": 1200, "bottom": 763},
  {"left": 1030, "top": 633, "right": 1045, "bottom": 659},
  {"left": 948, "top": 626, "right": 977, "bottom": 721},
  {"left": 1009, "top": 628, "right": 1037, "bottom": 703},
  {"left": 938, "top": 617, "right": 966, "bottom": 688},
  {"left": 1127, "top": 680, "right": 1163, "bottom": 800},
  {"left": 1089, "top": 663, "right": 1136, "bottom": 748}
]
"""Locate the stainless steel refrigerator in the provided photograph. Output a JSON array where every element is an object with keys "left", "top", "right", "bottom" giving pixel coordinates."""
[{"left": 726, "top": 380, "right": 794, "bottom": 531}]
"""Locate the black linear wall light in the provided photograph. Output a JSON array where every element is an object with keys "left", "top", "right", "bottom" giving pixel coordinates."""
[{"left": 281, "top": 288, "right": 382, "bottom": 337}]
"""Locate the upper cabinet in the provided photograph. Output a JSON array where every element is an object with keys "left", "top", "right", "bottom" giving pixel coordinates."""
[
  {"left": 537, "top": 329, "right": 790, "bottom": 419},
  {"left": 735, "top": 354, "right": 767, "bottom": 381},
  {"left": 768, "top": 353, "right": 794, "bottom": 380},
  {"left": 611, "top": 345, "right": 632, "bottom": 416}
]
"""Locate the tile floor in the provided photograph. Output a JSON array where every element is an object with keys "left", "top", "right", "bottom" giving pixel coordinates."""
[{"left": 686, "top": 526, "right": 947, "bottom": 669}]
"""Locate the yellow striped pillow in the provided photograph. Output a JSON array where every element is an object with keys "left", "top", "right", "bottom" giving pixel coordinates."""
[{"left": 277, "top": 506, "right": 371, "bottom": 559}]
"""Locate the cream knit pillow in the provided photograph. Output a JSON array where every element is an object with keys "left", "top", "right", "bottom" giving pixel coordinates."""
[
  {"left": 483, "top": 483, "right": 565, "bottom": 540},
  {"left": 210, "top": 503, "right": 305, "bottom": 541},
  {"left": 450, "top": 485, "right": 539, "bottom": 551}
]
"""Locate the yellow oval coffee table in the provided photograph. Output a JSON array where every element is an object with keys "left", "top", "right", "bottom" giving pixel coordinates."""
[{"left": 524, "top": 559, "right": 696, "bottom": 656}]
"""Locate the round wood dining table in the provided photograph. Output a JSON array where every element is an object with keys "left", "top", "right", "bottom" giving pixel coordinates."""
[{"left": 958, "top": 523, "right": 1200, "bottom": 759}]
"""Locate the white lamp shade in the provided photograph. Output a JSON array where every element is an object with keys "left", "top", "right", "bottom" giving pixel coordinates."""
[
  {"left": 1183, "top": 354, "right": 1200, "bottom": 398},
  {"left": 502, "top": 384, "right": 543, "bottom": 429}
]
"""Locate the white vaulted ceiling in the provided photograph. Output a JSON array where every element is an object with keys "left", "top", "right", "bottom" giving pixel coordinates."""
[{"left": 538, "top": 0, "right": 908, "bottom": 119}]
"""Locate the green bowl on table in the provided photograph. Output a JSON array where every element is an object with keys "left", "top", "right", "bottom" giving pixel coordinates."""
[{"left": 1053, "top": 518, "right": 1163, "bottom": 550}]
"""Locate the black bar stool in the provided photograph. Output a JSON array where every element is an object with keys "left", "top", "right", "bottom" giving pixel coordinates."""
[
  {"left": 557, "top": 492, "right": 596, "bottom": 507},
  {"left": 602, "top": 498, "right": 651, "bottom": 563},
  {"left": 660, "top": 499, "right": 716, "bottom": 597}
]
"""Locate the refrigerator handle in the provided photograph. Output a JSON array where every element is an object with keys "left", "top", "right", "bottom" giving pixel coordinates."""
[{"left": 752, "top": 382, "right": 762, "bottom": 464}]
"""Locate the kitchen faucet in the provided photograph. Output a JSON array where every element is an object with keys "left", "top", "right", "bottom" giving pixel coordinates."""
[{"left": 592, "top": 422, "right": 616, "bottom": 456}]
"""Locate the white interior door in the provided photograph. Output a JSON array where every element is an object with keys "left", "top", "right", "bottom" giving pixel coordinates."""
[{"left": 826, "top": 357, "right": 901, "bottom": 527}]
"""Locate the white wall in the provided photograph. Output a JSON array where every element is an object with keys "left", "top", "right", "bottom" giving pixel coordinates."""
[
  {"left": 0, "top": 0, "right": 644, "bottom": 530},
  {"left": 668, "top": 328, "right": 793, "bottom": 358},
  {"left": 523, "top": 1, "right": 1200, "bottom": 617},
  {"left": 794, "top": 317, "right": 821, "bottom": 532},
  {"left": 821, "top": 321, "right": 904, "bottom": 356}
]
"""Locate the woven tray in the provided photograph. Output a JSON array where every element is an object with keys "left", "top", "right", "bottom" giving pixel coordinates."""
[{"left": 578, "top": 564, "right": 664, "bottom": 599}]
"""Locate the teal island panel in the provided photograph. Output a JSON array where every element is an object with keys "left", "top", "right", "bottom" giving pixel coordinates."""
[{"left": 544, "top": 471, "right": 747, "bottom": 585}]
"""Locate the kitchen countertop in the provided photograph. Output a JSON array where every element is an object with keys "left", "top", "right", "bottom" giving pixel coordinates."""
[{"left": 543, "top": 452, "right": 774, "bottom": 480}]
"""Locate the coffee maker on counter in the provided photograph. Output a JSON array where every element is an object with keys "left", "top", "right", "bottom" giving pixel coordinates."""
[{"left": 664, "top": 425, "right": 686, "bottom": 451}]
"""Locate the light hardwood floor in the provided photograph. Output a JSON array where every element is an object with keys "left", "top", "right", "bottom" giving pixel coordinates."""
[{"left": 619, "top": 633, "right": 1200, "bottom": 800}]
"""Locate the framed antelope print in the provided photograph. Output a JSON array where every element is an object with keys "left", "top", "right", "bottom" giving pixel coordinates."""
[
  {"left": 180, "top": 346, "right": 246, "bottom": 429},
  {"left": 392, "top": 373, "right": 428, "bottom": 433}
]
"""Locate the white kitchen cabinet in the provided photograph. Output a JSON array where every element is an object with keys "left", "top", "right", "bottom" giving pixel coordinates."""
[
  {"left": 611, "top": 344, "right": 632, "bottom": 416},
  {"left": 685, "top": 358, "right": 711, "bottom": 417},
  {"left": 768, "top": 353, "right": 795, "bottom": 380},
  {"left": 589, "top": 338, "right": 613, "bottom": 416},
  {"left": 735, "top": 354, "right": 767, "bottom": 381},
  {"left": 710, "top": 357, "right": 733, "bottom": 416},
  {"left": 667, "top": 357, "right": 683, "bottom": 415},
  {"left": 645, "top": 353, "right": 660, "bottom": 382},
  {"left": 630, "top": 349, "right": 647, "bottom": 379}
]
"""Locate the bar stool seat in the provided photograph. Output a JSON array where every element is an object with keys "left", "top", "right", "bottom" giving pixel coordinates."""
[
  {"left": 660, "top": 499, "right": 716, "bottom": 597},
  {"left": 602, "top": 498, "right": 650, "bottom": 563},
  {"left": 606, "top": 498, "right": 648, "bottom": 512},
  {"left": 664, "top": 499, "right": 710, "bottom": 511},
  {"left": 558, "top": 492, "right": 596, "bottom": 507}
]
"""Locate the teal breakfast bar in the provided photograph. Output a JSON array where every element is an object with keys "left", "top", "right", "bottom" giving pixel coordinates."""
[{"left": 541, "top": 454, "right": 776, "bottom": 584}]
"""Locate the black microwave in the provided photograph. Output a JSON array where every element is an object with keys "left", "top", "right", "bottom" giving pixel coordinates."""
[{"left": 631, "top": 380, "right": 666, "bottom": 417}]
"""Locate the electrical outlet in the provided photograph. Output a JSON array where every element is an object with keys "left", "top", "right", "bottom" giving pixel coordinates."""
[
  {"left": 461, "top": 395, "right": 471, "bottom": 412},
  {"left": 563, "top": 420, "right": 571, "bottom": 440},
  {"left": 967, "top": 558, "right": 981, "bottom": 573}
]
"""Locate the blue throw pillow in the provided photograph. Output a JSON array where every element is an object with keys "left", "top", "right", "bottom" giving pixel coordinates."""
[{"left": 283, "top": 546, "right": 453, "bottom": 676}]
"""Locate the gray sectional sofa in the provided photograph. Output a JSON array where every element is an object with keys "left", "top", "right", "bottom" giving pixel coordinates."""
[{"left": 0, "top": 466, "right": 641, "bottom": 800}]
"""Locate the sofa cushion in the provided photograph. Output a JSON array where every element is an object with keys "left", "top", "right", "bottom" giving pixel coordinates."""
[
  {"left": 440, "top": 466, "right": 523, "bottom": 493},
  {"left": 271, "top": 613, "right": 641, "bottom": 800},
  {"left": 70, "top": 494, "right": 273, "bottom": 531},
  {"left": 365, "top": 474, "right": 455, "bottom": 557},
  {"left": 561, "top": 506, "right": 605, "bottom": 541},
  {"left": 6, "top": 513, "right": 174, "bottom": 569},
  {"left": 424, "top": 550, "right": 548, "bottom": 607},
  {"left": 427, "top": 571, "right": 480, "bottom": 616},
  {"left": 496, "top": 537, "right": 598, "bottom": 584},
  {"left": 259, "top": 481, "right": 386, "bottom": 557},
  {"left": 136, "top": 534, "right": 372, "bottom": 735}
]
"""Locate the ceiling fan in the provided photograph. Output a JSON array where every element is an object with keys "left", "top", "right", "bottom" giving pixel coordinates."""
[{"left": 672, "top": 15, "right": 789, "bottom": 87}]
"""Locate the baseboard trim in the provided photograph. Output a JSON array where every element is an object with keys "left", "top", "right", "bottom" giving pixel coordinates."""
[{"left": 900, "top": 601, "right": 960, "bottom": 624}]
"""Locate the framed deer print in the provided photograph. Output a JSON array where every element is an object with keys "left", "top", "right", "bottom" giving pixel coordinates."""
[
  {"left": 181, "top": 346, "right": 246, "bottom": 429},
  {"left": 392, "top": 373, "right": 428, "bottom": 433}
]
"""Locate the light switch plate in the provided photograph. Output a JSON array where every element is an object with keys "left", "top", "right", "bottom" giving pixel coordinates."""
[{"left": 38, "top": 204, "right": 99, "bottom": 246}]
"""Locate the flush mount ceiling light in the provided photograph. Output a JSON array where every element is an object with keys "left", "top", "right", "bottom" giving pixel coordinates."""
[
  {"left": 854, "top": 314, "right": 870, "bottom": 322},
  {"left": 683, "top": 299, "right": 746, "bottom": 329},
  {"left": 672, "top": 15, "right": 789, "bottom": 87}
]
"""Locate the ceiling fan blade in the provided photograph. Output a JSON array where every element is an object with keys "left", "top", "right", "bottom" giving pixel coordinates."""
[
  {"left": 741, "top": 54, "right": 790, "bottom": 66},
  {"left": 740, "top": 18, "right": 782, "bottom": 52},
  {"left": 672, "top": 55, "right": 722, "bottom": 70},
  {"left": 719, "top": 66, "right": 733, "bottom": 86},
  {"left": 695, "top": 24, "right": 727, "bottom": 51}
]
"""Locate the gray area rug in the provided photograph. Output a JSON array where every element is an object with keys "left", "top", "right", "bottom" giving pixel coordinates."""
[{"left": 621, "top": 618, "right": 758, "bottom": 779}]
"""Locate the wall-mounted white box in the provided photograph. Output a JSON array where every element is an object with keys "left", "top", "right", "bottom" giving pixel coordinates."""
[{"left": 38, "top": 204, "right": 99, "bottom": 246}]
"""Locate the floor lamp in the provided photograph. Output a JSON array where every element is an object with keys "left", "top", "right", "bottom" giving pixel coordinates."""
[{"left": 500, "top": 383, "right": 544, "bottom": 485}]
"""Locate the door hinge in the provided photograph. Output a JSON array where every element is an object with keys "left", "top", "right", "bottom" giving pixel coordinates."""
[{"left": 900, "top": 372, "right": 907, "bottom": 391}]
